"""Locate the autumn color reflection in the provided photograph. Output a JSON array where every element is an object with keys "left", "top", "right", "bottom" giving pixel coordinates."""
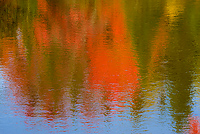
[
  {"left": 1, "top": 0, "right": 87, "bottom": 122},
  {"left": 86, "top": 0, "right": 140, "bottom": 110},
  {"left": 0, "top": 0, "right": 141, "bottom": 128},
  {"left": 183, "top": 116, "right": 200, "bottom": 134},
  {"left": 2, "top": 0, "right": 200, "bottom": 133}
]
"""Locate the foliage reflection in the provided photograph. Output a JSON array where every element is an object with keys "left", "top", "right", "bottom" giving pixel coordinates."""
[{"left": 1, "top": 0, "right": 200, "bottom": 133}]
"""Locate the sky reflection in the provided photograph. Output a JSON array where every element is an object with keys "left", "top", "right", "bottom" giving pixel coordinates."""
[{"left": 1, "top": 0, "right": 200, "bottom": 133}]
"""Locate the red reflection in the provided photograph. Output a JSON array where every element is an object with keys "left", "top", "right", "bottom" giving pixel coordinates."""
[
  {"left": 186, "top": 116, "right": 200, "bottom": 134},
  {"left": 1, "top": 0, "right": 141, "bottom": 129},
  {"left": 1, "top": 0, "right": 87, "bottom": 121},
  {"left": 85, "top": 0, "right": 140, "bottom": 110}
]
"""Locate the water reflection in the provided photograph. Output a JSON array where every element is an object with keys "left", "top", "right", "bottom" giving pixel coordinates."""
[
  {"left": 166, "top": 18, "right": 196, "bottom": 133},
  {"left": 0, "top": 1, "right": 19, "bottom": 38},
  {"left": 1, "top": 0, "right": 141, "bottom": 132},
  {"left": 125, "top": 0, "right": 200, "bottom": 133},
  {"left": 86, "top": 0, "right": 140, "bottom": 108},
  {"left": 1, "top": 0, "right": 200, "bottom": 133},
  {"left": 166, "top": 1, "right": 196, "bottom": 132},
  {"left": 187, "top": 116, "right": 200, "bottom": 134}
]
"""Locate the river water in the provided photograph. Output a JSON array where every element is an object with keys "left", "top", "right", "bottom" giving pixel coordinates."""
[{"left": 1, "top": 0, "right": 200, "bottom": 133}]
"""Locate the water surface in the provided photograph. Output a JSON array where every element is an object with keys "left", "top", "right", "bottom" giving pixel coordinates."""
[{"left": 1, "top": 0, "right": 200, "bottom": 133}]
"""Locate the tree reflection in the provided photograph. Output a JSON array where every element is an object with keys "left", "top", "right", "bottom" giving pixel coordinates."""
[
  {"left": 85, "top": 0, "right": 141, "bottom": 116},
  {"left": 1, "top": 0, "right": 200, "bottom": 133},
  {"left": 1, "top": 0, "right": 87, "bottom": 123},
  {"left": 165, "top": 1, "right": 196, "bottom": 133},
  {"left": 0, "top": 0, "right": 142, "bottom": 130},
  {"left": 167, "top": 27, "right": 195, "bottom": 133},
  {"left": 0, "top": 0, "right": 19, "bottom": 38},
  {"left": 125, "top": 0, "right": 198, "bottom": 133}
]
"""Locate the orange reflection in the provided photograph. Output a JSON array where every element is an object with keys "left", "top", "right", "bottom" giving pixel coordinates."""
[
  {"left": 30, "top": 0, "right": 88, "bottom": 120},
  {"left": 144, "top": 10, "right": 170, "bottom": 108},
  {"left": 1, "top": 0, "right": 87, "bottom": 121},
  {"left": 86, "top": 0, "right": 140, "bottom": 110},
  {"left": 1, "top": 0, "right": 141, "bottom": 127},
  {"left": 185, "top": 116, "right": 200, "bottom": 134}
]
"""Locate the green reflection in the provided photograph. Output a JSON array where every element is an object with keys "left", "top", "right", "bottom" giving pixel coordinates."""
[
  {"left": 125, "top": 0, "right": 200, "bottom": 133},
  {"left": 1, "top": 0, "right": 200, "bottom": 133},
  {"left": 167, "top": 10, "right": 196, "bottom": 132},
  {"left": 0, "top": 1, "right": 19, "bottom": 38}
]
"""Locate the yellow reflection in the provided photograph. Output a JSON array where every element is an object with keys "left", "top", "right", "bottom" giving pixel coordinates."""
[
  {"left": 166, "top": 0, "right": 185, "bottom": 24},
  {"left": 144, "top": 0, "right": 187, "bottom": 109}
]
